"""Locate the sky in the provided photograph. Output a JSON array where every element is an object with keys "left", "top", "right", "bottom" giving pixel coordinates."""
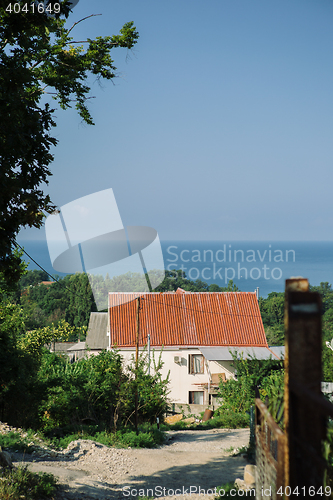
[{"left": 18, "top": 0, "right": 333, "bottom": 245}]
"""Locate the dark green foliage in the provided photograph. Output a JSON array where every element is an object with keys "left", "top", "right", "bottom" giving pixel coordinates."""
[
  {"left": 324, "top": 419, "right": 333, "bottom": 490},
  {"left": 310, "top": 282, "right": 333, "bottom": 313},
  {"left": 155, "top": 270, "right": 239, "bottom": 292},
  {"left": 38, "top": 350, "right": 123, "bottom": 431},
  {"left": 322, "top": 342, "right": 333, "bottom": 382},
  {"left": 0, "top": 431, "right": 35, "bottom": 454},
  {"left": 37, "top": 349, "right": 169, "bottom": 433},
  {"left": 0, "top": 249, "right": 28, "bottom": 302},
  {"left": 110, "top": 429, "right": 160, "bottom": 448},
  {"left": 18, "top": 269, "right": 239, "bottom": 331},
  {"left": 19, "top": 270, "right": 49, "bottom": 290},
  {"left": 0, "top": 2, "right": 138, "bottom": 283},
  {"left": 200, "top": 410, "right": 249, "bottom": 429},
  {"left": 259, "top": 283, "right": 333, "bottom": 348},
  {"left": 216, "top": 353, "right": 284, "bottom": 415},
  {"left": 45, "top": 426, "right": 165, "bottom": 450},
  {"left": 0, "top": 466, "right": 57, "bottom": 500},
  {"left": 259, "top": 282, "right": 333, "bottom": 382},
  {"left": 310, "top": 283, "right": 333, "bottom": 382},
  {"left": 63, "top": 273, "right": 96, "bottom": 328},
  {"left": 259, "top": 370, "right": 285, "bottom": 429},
  {"left": 0, "top": 299, "right": 42, "bottom": 427},
  {"left": 259, "top": 292, "right": 285, "bottom": 346},
  {"left": 19, "top": 271, "right": 95, "bottom": 331}
]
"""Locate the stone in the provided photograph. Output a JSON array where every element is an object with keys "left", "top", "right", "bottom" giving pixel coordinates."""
[
  {"left": 244, "top": 464, "right": 256, "bottom": 486},
  {"left": 235, "top": 478, "right": 247, "bottom": 490},
  {"left": 183, "top": 417, "right": 195, "bottom": 424},
  {"left": 164, "top": 414, "right": 183, "bottom": 424},
  {"left": 0, "top": 450, "right": 13, "bottom": 468}
]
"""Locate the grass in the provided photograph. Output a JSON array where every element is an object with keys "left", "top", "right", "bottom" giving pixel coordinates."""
[
  {"left": 42, "top": 424, "right": 166, "bottom": 450},
  {"left": 0, "top": 431, "right": 37, "bottom": 454},
  {"left": 224, "top": 445, "right": 248, "bottom": 456},
  {"left": 0, "top": 422, "right": 166, "bottom": 455},
  {"left": 48, "top": 428, "right": 165, "bottom": 450},
  {"left": 0, "top": 466, "right": 57, "bottom": 500}
]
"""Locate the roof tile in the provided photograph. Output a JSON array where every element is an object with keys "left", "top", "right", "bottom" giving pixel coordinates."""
[{"left": 109, "top": 291, "right": 267, "bottom": 347}]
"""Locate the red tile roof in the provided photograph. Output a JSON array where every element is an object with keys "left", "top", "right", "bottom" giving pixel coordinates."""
[{"left": 108, "top": 290, "right": 267, "bottom": 347}]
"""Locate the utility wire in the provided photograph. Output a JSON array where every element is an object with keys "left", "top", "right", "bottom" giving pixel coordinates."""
[
  {"left": 12, "top": 239, "right": 80, "bottom": 296},
  {"left": 13, "top": 239, "right": 62, "bottom": 284},
  {"left": 12, "top": 240, "right": 261, "bottom": 320}
]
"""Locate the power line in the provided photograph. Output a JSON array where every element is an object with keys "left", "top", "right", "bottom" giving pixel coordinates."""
[
  {"left": 12, "top": 240, "right": 261, "bottom": 321},
  {"left": 13, "top": 239, "right": 62, "bottom": 284},
  {"left": 12, "top": 239, "right": 78, "bottom": 295}
]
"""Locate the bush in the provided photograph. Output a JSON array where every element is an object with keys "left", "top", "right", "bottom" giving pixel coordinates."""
[
  {"left": 259, "top": 369, "right": 284, "bottom": 429},
  {"left": 0, "top": 466, "right": 57, "bottom": 500},
  {"left": 208, "top": 410, "right": 249, "bottom": 429},
  {"left": 44, "top": 427, "right": 165, "bottom": 450},
  {"left": 216, "top": 352, "right": 284, "bottom": 415},
  {"left": 37, "top": 349, "right": 169, "bottom": 433},
  {"left": 0, "top": 431, "right": 35, "bottom": 453}
]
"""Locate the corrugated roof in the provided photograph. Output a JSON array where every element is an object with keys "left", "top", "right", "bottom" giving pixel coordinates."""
[
  {"left": 268, "top": 346, "right": 285, "bottom": 359},
  {"left": 67, "top": 341, "right": 86, "bottom": 351},
  {"left": 109, "top": 291, "right": 267, "bottom": 347},
  {"left": 199, "top": 346, "right": 280, "bottom": 361},
  {"left": 86, "top": 313, "right": 109, "bottom": 350}
]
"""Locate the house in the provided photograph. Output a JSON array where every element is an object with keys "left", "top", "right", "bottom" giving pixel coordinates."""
[
  {"left": 85, "top": 312, "right": 109, "bottom": 355},
  {"left": 107, "top": 289, "right": 282, "bottom": 411},
  {"left": 67, "top": 341, "right": 86, "bottom": 361},
  {"left": 48, "top": 341, "right": 77, "bottom": 356}
]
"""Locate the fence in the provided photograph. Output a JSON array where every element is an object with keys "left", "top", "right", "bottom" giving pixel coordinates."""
[
  {"left": 255, "top": 278, "right": 333, "bottom": 498},
  {"left": 255, "top": 398, "right": 285, "bottom": 500}
]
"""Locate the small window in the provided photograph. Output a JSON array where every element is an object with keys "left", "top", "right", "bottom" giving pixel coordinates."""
[
  {"left": 209, "top": 393, "right": 218, "bottom": 405},
  {"left": 189, "top": 391, "right": 204, "bottom": 405},
  {"left": 189, "top": 354, "right": 204, "bottom": 374}
]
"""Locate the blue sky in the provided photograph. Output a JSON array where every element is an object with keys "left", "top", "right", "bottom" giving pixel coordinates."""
[{"left": 19, "top": 0, "right": 333, "bottom": 243}]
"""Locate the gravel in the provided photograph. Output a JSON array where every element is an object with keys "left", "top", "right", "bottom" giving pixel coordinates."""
[{"left": 0, "top": 422, "right": 250, "bottom": 500}]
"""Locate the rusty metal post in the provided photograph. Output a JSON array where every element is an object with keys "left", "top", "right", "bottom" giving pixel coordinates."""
[
  {"left": 135, "top": 297, "right": 140, "bottom": 435},
  {"left": 284, "top": 278, "right": 325, "bottom": 493}
]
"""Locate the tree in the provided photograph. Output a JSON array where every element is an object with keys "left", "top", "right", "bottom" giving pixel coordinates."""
[
  {"left": 0, "top": 1, "right": 139, "bottom": 283},
  {"left": 19, "top": 269, "right": 49, "bottom": 290},
  {"left": 259, "top": 292, "right": 285, "bottom": 345},
  {"left": 154, "top": 269, "right": 240, "bottom": 293}
]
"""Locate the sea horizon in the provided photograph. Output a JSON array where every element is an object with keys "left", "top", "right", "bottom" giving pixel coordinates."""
[{"left": 16, "top": 239, "right": 333, "bottom": 298}]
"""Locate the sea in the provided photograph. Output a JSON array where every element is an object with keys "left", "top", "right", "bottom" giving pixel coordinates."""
[{"left": 16, "top": 239, "right": 333, "bottom": 299}]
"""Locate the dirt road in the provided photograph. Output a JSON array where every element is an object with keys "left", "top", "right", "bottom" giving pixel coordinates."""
[{"left": 13, "top": 428, "right": 250, "bottom": 500}]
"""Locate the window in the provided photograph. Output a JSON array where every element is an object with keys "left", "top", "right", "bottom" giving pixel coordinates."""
[
  {"left": 189, "top": 391, "right": 204, "bottom": 405},
  {"left": 189, "top": 354, "right": 204, "bottom": 374},
  {"left": 209, "top": 393, "right": 218, "bottom": 405}
]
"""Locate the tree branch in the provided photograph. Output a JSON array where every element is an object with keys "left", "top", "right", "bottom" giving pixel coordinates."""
[{"left": 67, "top": 14, "right": 102, "bottom": 35}]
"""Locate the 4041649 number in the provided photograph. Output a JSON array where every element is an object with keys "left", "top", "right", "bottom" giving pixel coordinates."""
[
  {"left": 5, "top": 3, "right": 61, "bottom": 14},
  {"left": 277, "top": 486, "right": 331, "bottom": 496}
]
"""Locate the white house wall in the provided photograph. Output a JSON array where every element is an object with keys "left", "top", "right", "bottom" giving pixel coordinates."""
[{"left": 116, "top": 347, "right": 236, "bottom": 405}]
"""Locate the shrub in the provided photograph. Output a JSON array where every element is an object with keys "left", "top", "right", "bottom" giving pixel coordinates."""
[
  {"left": 259, "top": 369, "right": 284, "bottom": 429},
  {"left": 0, "top": 466, "right": 57, "bottom": 500},
  {"left": 209, "top": 410, "right": 249, "bottom": 429},
  {"left": 44, "top": 427, "right": 165, "bottom": 450},
  {"left": 216, "top": 352, "right": 284, "bottom": 415},
  {"left": 37, "top": 348, "right": 169, "bottom": 433},
  {"left": 0, "top": 431, "right": 35, "bottom": 453}
]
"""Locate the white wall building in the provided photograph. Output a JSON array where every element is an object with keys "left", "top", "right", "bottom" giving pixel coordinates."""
[{"left": 106, "top": 289, "right": 282, "bottom": 408}]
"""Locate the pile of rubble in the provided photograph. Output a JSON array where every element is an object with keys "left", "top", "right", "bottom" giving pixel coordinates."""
[{"left": 234, "top": 464, "right": 256, "bottom": 491}]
